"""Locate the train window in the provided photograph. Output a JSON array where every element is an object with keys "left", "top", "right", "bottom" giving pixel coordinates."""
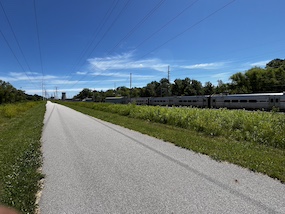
[
  {"left": 179, "top": 100, "right": 182, "bottom": 102},
  {"left": 276, "top": 99, "right": 279, "bottom": 102},
  {"left": 193, "top": 100, "right": 197, "bottom": 102},
  {"left": 224, "top": 100, "right": 230, "bottom": 103},
  {"left": 232, "top": 100, "right": 238, "bottom": 103},
  {"left": 240, "top": 100, "right": 247, "bottom": 103},
  {"left": 270, "top": 99, "right": 274, "bottom": 103},
  {"left": 188, "top": 100, "right": 192, "bottom": 102},
  {"left": 183, "top": 100, "right": 187, "bottom": 102},
  {"left": 249, "top": 100, "right": 257, "bottom": 103},
  {"left": 213, "top": 99, "right": 216, "bottom": 102}
]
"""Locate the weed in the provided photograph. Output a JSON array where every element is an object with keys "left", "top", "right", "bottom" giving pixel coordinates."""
[{"left": 0, "top": 102, "right": 45, "bottom": 213}]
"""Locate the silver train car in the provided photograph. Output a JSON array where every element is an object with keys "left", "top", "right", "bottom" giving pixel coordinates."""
[{"left": 128, "top": 92, "right": 285, "bottom": 111}]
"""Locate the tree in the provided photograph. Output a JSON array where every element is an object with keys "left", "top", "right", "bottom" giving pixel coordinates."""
[
  {"left": 73, "top": 88, "right": 93, "bottom": 100},
  {"left": 172, "top": 79, "right": 184, "bottom": 96},
  {"left": 203, "top": 81, "right": 215, "bottom": 95},
  {"left": 182, "top": 78, "right": 203, "bottom": 96},
  {"left": 215, "top": 80, "right": 230, "bottom": 94},
  {"left": 191, "top": 79, "right": 203, "bottom": 95},
  {"left": 0, "top": 80, "right": 28, "bottom": 104},
  {"left": 158, "top": 78, "right": 171, "bottom": 97},
  {"left": 116, "top": 86, "right": 130, "bottom": 97},
  {"left": 105, "top": 89, "right": 116, "bottom": 97},
  {"left": 143, "top": 81, "right": 159, "bottom": 97},
  {"left": 229, "top": 72, "right": 250, "bottom": 93},
  {"left": 244, "top": 67, "right": 267, "bottom": 93},
  {"left": 266, "top": 58, "right": 285, "bottom": 69}
]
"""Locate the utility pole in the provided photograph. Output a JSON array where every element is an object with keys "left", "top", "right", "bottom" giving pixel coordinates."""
[
  {"left": 55, "top": 86, "right": 58, "bottom": 100},
  {"left": 130, "top": 73, "right": 132, "bottom": 99},
  {"left": 167, "top": 66, "right": 170, "bottom": 96},
  {"left": 168, "top": 65, "right": 170, "bottom": 83},
  {"left": 130, "top": 73, "right": 132, "bottom": 89},
  {"left": 114, "top": 82, "right": 116, "bottom": 96},
  {"left": 44, "top": 89, "right": 47, "bottom": 99},
  {"left": 42, "top": 82, "right": 44, "bottom": 100}
]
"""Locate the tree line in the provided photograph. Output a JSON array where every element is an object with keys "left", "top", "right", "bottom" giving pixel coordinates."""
[
  {"left": 73, "top": 58, "right": 285, "bottom": 101},
  {"left": 0, "top": 80, "right": 42, "bottom": 104}
]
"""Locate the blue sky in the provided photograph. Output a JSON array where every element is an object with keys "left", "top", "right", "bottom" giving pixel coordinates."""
[{"left": 0, "top": 0, "right": 285, "bottom": 98}]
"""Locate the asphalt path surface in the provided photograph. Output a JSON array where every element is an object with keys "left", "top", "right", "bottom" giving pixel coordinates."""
[{"left": 40, "top": 101, "right": 285, "bottom": 213}]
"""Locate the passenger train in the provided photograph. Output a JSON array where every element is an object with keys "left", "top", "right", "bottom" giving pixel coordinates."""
[{"left": 105, "top": 92, "right": 285, "bottom": 111}]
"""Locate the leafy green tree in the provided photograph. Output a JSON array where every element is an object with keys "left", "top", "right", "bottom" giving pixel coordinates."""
[
  {"left": 131, "top": 87, "right": 141, "bottom": 98},
  {"left": 73, "top": 88, "right": 93, "bottom": 100},
  {"left": 229, "top": 72, "right": 250, "bottom": 93},
  {"left": 266, "top": 58, "right": 285, "bottom": 69},
  {"left": 158, "top": 78, "right": 171, "bottom": 97},
  {"left": 116, "top": 86, "right": 130, "bottom": 97},
  {"left": 104, "top": 89, "right": 116, "bottom": 97},
  {"left": 143, "top": 81, "right": 159, "bottom": 97},
  {"left": 182, "top": 78, "right": 203, "bottom": 96},
  {"left": 172, "top": 79, "right": 184, "bottom": 96},
  {"left": 203, "top": 81, "right": 215, "bottom": 95},
  {"left": 0, "top": 80, "right": 28, "bottom": 104},
  {"left": 215, "top": 80, "right": 230, "bottom": 94}
]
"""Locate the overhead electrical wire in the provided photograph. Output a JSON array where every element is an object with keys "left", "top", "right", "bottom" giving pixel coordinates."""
[
  {"left": 106, "top": 0, "right": 166, "bottom": 54},
  {"left": 134, "top": 0, "right": 200, "bottom": 50},
  {"left": 68, "top": 0, "right": 166, "bottom": 89},
  {"left": 0, "top": 30, "right": 36, "bottom": 86},
  {"left": 67, "top": 0, "right": 133, "bottom": 88},
  {"left": 68, "top": 0, "right": 118, "bottom": 77},
  {"left": 61, "top": 0, "right": 123, "bottom": 87},
  {"left": 86, "top": 0, "right": 235, "bottom": 88},
  {"left": 0, "top": 0, "right": 39, "bottom": 85},
  {"left": 88, "top": 0, "right": 198, "bottom": 85},
  {"left": 138, "top": 0, "right": 236, "bottom": 60},
  {"left": 61, "top": 0, "right": 236, "bottom": 94},
  {"left": 33, "top": 0, "right": 45, "bottom": 98}
]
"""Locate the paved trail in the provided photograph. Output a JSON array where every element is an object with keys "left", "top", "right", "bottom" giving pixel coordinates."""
[{"left": 40, "top": 101, "right": 285, "bottom": 213}]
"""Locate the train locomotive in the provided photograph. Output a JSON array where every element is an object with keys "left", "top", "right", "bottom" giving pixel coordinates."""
[{"left": 105, "top": 92, "right": 285, "bottom": 111}]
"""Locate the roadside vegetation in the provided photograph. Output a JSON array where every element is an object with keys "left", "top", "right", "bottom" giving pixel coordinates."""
[
  {"left": 0, "top": 80, "right": 43, "bottom": 105},
  {"left": 59, "top": 101, "right": 285, "bottom": 183},
  {"left": 0, "top": 102, "right": 45, "bottom": 213}
]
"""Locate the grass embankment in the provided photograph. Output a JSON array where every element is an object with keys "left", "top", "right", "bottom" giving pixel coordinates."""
[
  {"left": 0, "top": 102, "right": 46, "bottom": 213},
  {"left": 59, "top": 101, "right": 285, "bottom": 183}
]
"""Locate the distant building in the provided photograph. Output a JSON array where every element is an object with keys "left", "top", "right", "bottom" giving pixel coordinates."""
[{"left": 62, "top": 92, "right": 66, "bottom": 100}]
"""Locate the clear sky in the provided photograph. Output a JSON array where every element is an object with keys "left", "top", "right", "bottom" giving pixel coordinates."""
[{"left": 0, "top": 0, "right": 284, "bottom": 98}]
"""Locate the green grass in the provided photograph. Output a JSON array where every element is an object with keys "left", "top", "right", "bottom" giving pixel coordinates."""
[
  {"left": 58, "top": 101, "right": 285, "bottom": 183},
  {"left": 0, "top": 102, "right": 46, "bottom": 214}
]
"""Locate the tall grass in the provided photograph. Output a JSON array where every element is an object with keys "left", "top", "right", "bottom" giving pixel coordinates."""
[
  {"left": 0, "top": 102, "right": 45, "bottom": 213},
  {"left": 64, "top": 102, "right": 285, "bottom": 149},
  {"left": 0, "top": 102, "right": 38, "bottom": 119}
]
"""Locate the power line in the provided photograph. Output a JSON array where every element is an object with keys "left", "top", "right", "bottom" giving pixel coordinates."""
[
  {"left": 61, "top": 0, "right": 123, "bottom": 87},
  {"left": 68, "top": 0, "right": 118, "bottom": 77},
  {"left": 33, "top": 0, "right": 45, "bottom": 99},
  {"left": 67, "top": 0, "right": 133, "bottom": 89},
  {"left": 139, "top": 0, "right": 236, "bottom": 60},
  {"left": 0, "top": 29, "right": 37, "bottom": 86},
  {"left": 82, "top": 0, "right": 236, "bottom": 90},
  {"left": 106, "top": 0, "right": 166, "bottom": 55},
  {"left": 0, "top": 0, "right": 39, "bottom": 84},
  {"left": 135, "top": 0, "right": 200, "bottom": 50},
  {"left": 68, "top": 0, "right": 166, "bottom": 90}
]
